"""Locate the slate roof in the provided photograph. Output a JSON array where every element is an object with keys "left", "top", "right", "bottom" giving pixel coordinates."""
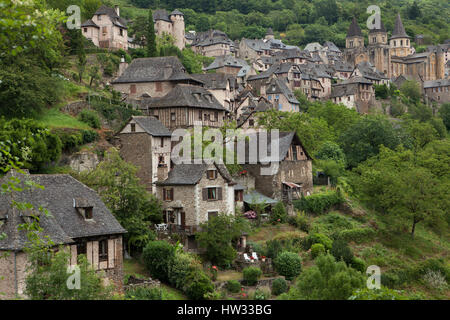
[
  {"left": 153, "top": 9, "right": 171, "bottom": 22},
  {"left": 205, "top": 55, "right": 248, "bottom": 71},
  {"left": 266, "top": 28, "right": 274, "bottom": 36},
  {"left": 323, "top": 41, "right": 341, "bottom": 53},
  {"left": 0, "top": 171, "right": 126, "bottom": 251},
  {"left": 304, "top": 42, "right": 324, "bottom": 52},
  {"left": 190, "top": 73, "right": 236, "bottom": 90},
  {"left": 331, "top": 77, "right": 372, "bottom": 98},
  {"left": 243, "top": 39, "right": 272, "bottom": 52},
  {"left": 129, "top": 116, "right": 172, "bottom": 136},
  {"left": 347, "top": 17, "right": 363, "bottom": 37},
  {"left": 81, "top": 19, "right": 99, "bottom": 28},
  {"left": 423, "top": 79, "right": 450, "bottom": 88},
  {"left": 171, "top": 9, "right": 184, "bottom": 16},
  {"left": 266, "top": 78, "right": 299, "bottom": 105},
  {"left": 157, "top": 162, "right": 234, "bottom": 186},
  {"left": 244, "top": 191, "right": 278, "bottom": 205},
  {"left": 354, "top": 61, "right": 388, "bottom": 80},
  {"left": 94, "top": 5, "right": 127, "bottom": 29},
  {"left": 112, "top": 57, "right": 198, "bottom": 84},
  {"left": 142, "top": 85, "right": 227, "bottom": 111},
  {"left": 369, "top": 20, "right": 386, "bottom": 33},
  {"left": 391, "top": 14, "right": 409, "bottom": 39},
  {"left": 240, "top": 131, "right": 311, "bottom": 163}
]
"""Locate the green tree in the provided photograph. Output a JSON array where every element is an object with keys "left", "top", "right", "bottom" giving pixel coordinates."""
[
  {"left": 147, "top": 9, "right": 158, "bottom": 57},
  {"left": 438, "top": 103, "right": 450, "bottom": 130},
  {"left": 400, "top": 80, "right": 422, "bottom": 104},
  {"left": 196, "top": 213, "right": 250, "bottom": 267},
  {"left": 142, "top": 240, "right": 175, "bottom": 282},
  {"left": 25, "top": 251, "right": 112, "bottom": 300},
  {"left": 288, "top": 254, "right": 364, "bottom": 300},
  {"left": 81, "top": 148, "right": 162, "bottom": 252},
  {"left": 339, "top": 115, "right": 402, "bottom": 167},
  {"left": 274, "top": 251, "right": 302, "bottom": 280}
]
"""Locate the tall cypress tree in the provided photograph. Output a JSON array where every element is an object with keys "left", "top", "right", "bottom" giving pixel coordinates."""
[{"left": 147, "top": 9, "right": 158, "bottom": 57}]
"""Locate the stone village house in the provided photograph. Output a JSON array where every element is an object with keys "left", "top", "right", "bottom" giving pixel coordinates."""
[
  {"left": 156, "top": 162, "right": 235, "bottom": 251},
  {"left": 81, "top": 5, "right": 129, "bottom": 50},
  {"left": 117, "top": 116, "right": 172, "bottom": 194},
  {"left": 138, "top": 84, "right": 229, "bottom": 130},
  {"left": 239, "top": 131, "right": 313, "bottom": 205},
  {"left": 111, "top": 56, "right": 203, "bottom": 100},
  {"left": 0, "top": 171, "right": 126, "bottom": 299}
]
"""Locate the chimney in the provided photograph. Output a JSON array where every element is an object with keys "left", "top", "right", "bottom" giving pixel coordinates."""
[{"left": 115, "top": 5, "right": 120, "bottom": 17}]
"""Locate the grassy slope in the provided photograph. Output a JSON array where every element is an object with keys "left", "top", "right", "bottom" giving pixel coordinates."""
[{"left": 248, "top": 206, "right": 450, "bottom": 299}]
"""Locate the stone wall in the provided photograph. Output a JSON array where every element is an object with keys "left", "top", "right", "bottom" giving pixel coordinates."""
[{"left": 0, "top": 251, "right": 29, "bottom": 299}]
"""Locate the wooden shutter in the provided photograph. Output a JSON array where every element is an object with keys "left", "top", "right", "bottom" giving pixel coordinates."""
[
  {"left": 180, "top": 212, "right": 185, "bottom": 227},
  {"left": 170, "top": 189, "right": 174, "bottom": 201},
  {"left": 217, "top": 187, "right": 223, "bottom": 200},
  {"left": 202, "top": 188, "right": 208, "bottom": 201},
  {"left": 163, "top": 189, "right": 167, "bottom": 201}
]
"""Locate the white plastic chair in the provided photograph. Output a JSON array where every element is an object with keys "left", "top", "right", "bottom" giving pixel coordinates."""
[
  {"left": 252, "top": 252, "right": 258, "bottom": 261},
  {"left": 243, "top": 253, "right": 252, "bottom": 262}
]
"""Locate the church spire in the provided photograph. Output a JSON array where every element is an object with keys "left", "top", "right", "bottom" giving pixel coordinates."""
[
  {"left": 347, "top": 17, "right": 363, "bottom": 38},
  {"left": 391, "top": 14, "right": 409, "bottom": 39}
]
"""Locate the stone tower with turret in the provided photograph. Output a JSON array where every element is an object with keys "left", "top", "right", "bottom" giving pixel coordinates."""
[
  {"left": 265, "top": 28, "right": 274, "bottom": 41},
  {"left": 368, "top": 19, "right": 390, "bottom": 76},
  {"left": 390, "top": 14, "right": 412, "bottom": 57},
  {"left": 170, "top": 9, "right": 185, "bottom": 50},
  {"left": 344, "top": 17, "right": 368, "bottom": 67}
]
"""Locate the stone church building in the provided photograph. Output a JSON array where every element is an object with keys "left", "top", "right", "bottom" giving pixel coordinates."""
[{"left": 344, "top": 14, "right": 445, "bottom": 82}]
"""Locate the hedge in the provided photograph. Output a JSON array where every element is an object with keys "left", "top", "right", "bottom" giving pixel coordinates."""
[
  {"left": 243, "top": 267, "right": 262, "bottom": 286},
  {"left": 293, "top": 190, "right": 344, "bottom": 215},
  {"left": 338, "top": 228, "right": 376, "bottom": 243}
]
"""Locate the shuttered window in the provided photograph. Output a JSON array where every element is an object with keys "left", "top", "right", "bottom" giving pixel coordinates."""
[
  {"left": 163, "top": 188, "right": 174, "bottom": 201},
  {"left": 203, "top": 187, "right": 222, "bottom": 201}
]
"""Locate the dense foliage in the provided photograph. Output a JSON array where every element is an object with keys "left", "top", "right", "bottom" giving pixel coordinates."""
[{"left": 274, "top": 251, "right": 302, "bottom": 281}]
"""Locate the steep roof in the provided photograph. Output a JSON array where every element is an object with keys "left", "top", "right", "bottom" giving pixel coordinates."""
[
  {"left": 0, "top": 171, "right": 126, "bottom": 251},
  {"left": 81, "top": 19, "right": 99, "bottom": 28},
  {"left": 112, "top": 56, "right": 197, "bottom": 84},
  {"left": 266, "top": 28, "right": 274, "bottom": 35},
  {"left": 347, "top": 17, "right": 363, "bottom": 38},
  {"left": 240, "top": 131, "right": 311, "bottom": 164},
  {"left": 266, "top": 78, "right": 299, "bottom": 105},
  {"left": 130, "top": 116, "right": 172, "bottom": 136},
  {"left": 423, "top": 79, "right": 450, "bottom": 88},
  {"left": 190, "top": 73, "right": 236, "bottom": 90},
  {"left": 391, "top": 14, "right": 409, "bottom": 39},
  {"left": 153, "top": 9, "right": 171, "bottom": 22},
  {"left": 243, "top": 39, "right": 272, "bottom": 52},
  {"left": 205, "top": 55, "right": 248, "bottom": 71},
  {"left": 94, "top": 5, "right": 127, "bottom": 29},
  {"left": 157, "top": 162, "right": 233, "bottom": 186},
  {"left": 369, "top": 20, "right": 386, "bottom": 34},
  {"left": 142, "top": 85, "right": 227, "bottom": 111},
  {"left": 170, "top": 9, "right": 184, "bottom": 16}
]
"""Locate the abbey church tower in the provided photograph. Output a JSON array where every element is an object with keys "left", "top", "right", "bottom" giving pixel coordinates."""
[
  {"left": 368, "top": 20, "right": 390, "bottom": 76},
  {"left": 390, "top": 14, "right": 412, "bottom": 57}
]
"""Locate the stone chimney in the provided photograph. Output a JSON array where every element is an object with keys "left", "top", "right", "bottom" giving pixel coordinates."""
[
  {"left": 115, "top": 5, "right": 120, "bottom": 17},
  {"left": 260, "top": 83, "right": 266, "bottom": 96},
  {"left": 117, "top": 56, "right": 128, "bottom": 77}
]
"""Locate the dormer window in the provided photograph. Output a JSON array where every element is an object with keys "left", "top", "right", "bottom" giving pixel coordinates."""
[
  {"left": 130, "top": 123, "right": 136, "bottom": 132},
  {"left": 74, "top": 198, "right": 94, "bottom": 221},
  {"left": 193, "top": 93, "right": 201, "bottom": 101}
]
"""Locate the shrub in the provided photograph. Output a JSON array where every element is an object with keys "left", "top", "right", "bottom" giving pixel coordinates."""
[
  {"left": 226, "top": 280, "right": 241, "bottom": 293},
  {"left": 351, "top": 257, "right": 366, "bottom": 273},
  {"left": 78, "top": 109, "right": 101, "bottom": 129},
  {"left": 288, "top": 211, "right": 311, "bottom": 232},
  {"left": 271, "top": 278, "right": 288, "bottom": 296},
  {"left": 311, "top": 243, "right": 326, "bottom": 259},
  {"left": 271, "top": 202, "right": 288, "bottom": 223},
  {"left": 330, "top": 239, "right": 354, "bottom": 265},
  {"left": 415, "top": 258, "right": 450, "bottom": 282},
  {"left": 304, "top": 233, "right": 332, "bottom": 251},
  {"left": 125, "top": 286, "right": 165, "bottom": 300},
  {"left": 185, "top": 269, "right": 214, "bottom": 300},
  {"left": 338, "top": 228, "right": 376, "bottom": 243},
  {"left": 293, "top": 191, "right": 343, "bottom": 215},
  {"left": 266, "top": 240, "right": 284, "bottom": 260},
  {"left": 243, "top": 267, "right": 262, "bottom": 286},
  {"left": 274, "top": 252, "right": 302, "bottom": 281},
  {"left": 252, "top": 288, "right": 270, "bottom": 300},
  {"left": 142, "top": 241, "right": 175, "bottom": 282},
  {"left": 422, "top": 270, "right": 448, "bottom": 290},
  {"left": 81, "top": 129, "right": 99, "bottom": 144},
  {"left": 168, "top": 252, "right": 198, "bottom": 290}
]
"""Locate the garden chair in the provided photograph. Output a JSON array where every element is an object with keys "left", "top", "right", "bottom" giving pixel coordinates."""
[
  {"left": 243, "top": 253, "right": 252, "bottom": 262},
  {"left": 252, "top": 252, "right": 258, "bottom": 261}
]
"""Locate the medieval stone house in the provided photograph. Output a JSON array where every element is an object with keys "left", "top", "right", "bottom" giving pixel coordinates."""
[
  {"left": 153, "top": 9, "right": 185, "bottom": 50},
  {"left": 190, "top": 73, "right": 238, "bottom": 111},
  {"left": 117, "top": 116, "right": 172, "bottom": 193},
  {"left": 111, "top": 56, "right": 202, "bottom": 100},
  {"left": 81, "top": 5, "right": 129, "bottom": 50},
  {"left": 0, "top": 171, "right": 126, "bottom": 299},
  {"left": 239, "top": 131, "right": 313, "bottom": 203},
  {"left": 156, "top": 162, "right": 235, "bottom": 250},
  {"left": 331, "top": 77, "right": 375, "bottom": 113},
  {"left": 139, "top": 84, "right": 228, "bottom": 130}
]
